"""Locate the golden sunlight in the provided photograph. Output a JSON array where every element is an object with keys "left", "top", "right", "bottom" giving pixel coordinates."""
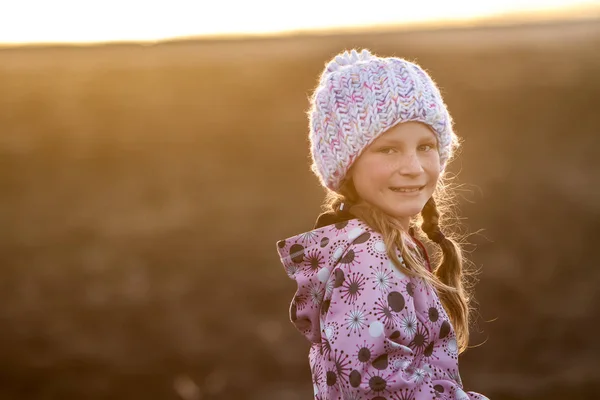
[{"left": 0, "top": 0, "right": 598, "bottom": 45}]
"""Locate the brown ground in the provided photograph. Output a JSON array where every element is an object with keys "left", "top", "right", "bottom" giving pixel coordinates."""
[{"left": 0, "top": 18, "right": 599, "bottom": 400}]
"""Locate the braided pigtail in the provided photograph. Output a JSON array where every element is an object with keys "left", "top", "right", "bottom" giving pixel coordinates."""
[{"left": 421, "top": 196, "right": 471, "bottom": 352}]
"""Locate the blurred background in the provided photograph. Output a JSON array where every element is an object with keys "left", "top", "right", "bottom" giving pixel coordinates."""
[{"left": 1, "top": 1, "right": 599, "bottom": 399}]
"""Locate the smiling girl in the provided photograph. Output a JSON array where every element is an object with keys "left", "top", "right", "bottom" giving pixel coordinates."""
[{"left": 276, "top": 49, "right": 488, "bottom": 399}]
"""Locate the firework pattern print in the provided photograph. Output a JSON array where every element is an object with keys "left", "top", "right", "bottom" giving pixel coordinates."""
[{"left": 276, "top": 218, "right": 488, "bottom": 400}]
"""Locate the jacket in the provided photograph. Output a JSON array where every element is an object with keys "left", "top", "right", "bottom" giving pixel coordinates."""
[{"left": 276, "top": 217, "right": 488, "bottom": 400}]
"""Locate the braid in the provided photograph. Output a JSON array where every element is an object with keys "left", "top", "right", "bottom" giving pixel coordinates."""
[
  {"left": 421, "top": 196, "right": 470, "bottom": 352},
  {"left": 421, "top": 197, "right": 446, "bottom": 244},
  {"left": 314, "top": 179, "right": 360, "bottom": 229}
]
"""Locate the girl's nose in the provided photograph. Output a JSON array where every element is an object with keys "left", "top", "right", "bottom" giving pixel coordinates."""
[{"left": 397, "top": 152, "right": 424, "bottom": 176}]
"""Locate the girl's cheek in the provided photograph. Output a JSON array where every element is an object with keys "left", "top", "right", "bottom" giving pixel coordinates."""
[{"left": 421, "top": 153, "right": 440, "bottom": 167}]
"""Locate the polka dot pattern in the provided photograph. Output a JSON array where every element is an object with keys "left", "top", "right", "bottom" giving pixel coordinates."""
[{"left": 276, "top": 218, "right": 488, "bottom": 400}]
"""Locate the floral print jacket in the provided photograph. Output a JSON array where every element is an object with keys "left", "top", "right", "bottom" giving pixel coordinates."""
[{"left": 276, "top": 218, "right": 488, "bottom": 400}]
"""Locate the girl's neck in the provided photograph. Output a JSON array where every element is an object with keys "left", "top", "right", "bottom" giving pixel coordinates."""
[{"left": 397, "top": 217, "right": 411, "bottom": 232}]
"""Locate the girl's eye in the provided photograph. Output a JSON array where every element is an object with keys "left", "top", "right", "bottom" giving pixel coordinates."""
[
  {"left": 419, "top": 144, "right": 436, "bottom": 152},
  {"left": 378, "top": 147, "right": 395, "bottom": 154}
]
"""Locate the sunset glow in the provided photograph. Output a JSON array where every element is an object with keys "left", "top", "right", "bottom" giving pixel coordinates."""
[{"left": 0, "top": 0, "right": 598, "bottom": 45}]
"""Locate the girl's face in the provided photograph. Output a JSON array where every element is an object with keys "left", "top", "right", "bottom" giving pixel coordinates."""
[{"left": 347, "top": 121, "right": 441, "bottom": 229}]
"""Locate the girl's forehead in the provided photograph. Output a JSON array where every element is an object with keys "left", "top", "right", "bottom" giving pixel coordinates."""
[{"left": 375, "top": 122, "right": 437, "bottom": 143}]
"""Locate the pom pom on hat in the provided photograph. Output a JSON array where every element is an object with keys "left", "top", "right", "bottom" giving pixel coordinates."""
[
  {"left": 308, "top": 48, "right": 459, "bottom": 192},
  {"left": 320, "top": 49, "right": 375, "bottom": 82}
]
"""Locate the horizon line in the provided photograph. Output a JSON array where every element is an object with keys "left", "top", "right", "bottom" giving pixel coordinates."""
[{"left": 0, "top": 5, "right": 599, "bottom": 49}]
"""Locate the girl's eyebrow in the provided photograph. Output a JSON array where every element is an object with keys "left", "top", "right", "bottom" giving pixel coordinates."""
[{"left": 376, "top": 135, "right": 436, "bottom": 145}]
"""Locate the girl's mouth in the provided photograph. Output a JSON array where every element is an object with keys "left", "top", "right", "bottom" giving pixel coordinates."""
[{"left": 389, "top": 186, "right": 424, "bottom": 193}]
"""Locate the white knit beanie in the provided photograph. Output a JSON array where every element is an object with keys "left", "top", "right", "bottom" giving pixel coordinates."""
[{"left": 308, "top": 49, "right": 459, "bottom": 192}]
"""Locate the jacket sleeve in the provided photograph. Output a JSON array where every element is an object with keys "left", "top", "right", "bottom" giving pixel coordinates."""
[
  {"left": 276, "top": 231, "right": 353, "bottom": 344},
  {"left": 318, "top": 246, "right": 488, "bottom": 400}
]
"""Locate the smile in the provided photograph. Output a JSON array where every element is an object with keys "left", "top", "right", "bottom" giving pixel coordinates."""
[{"left": 389, "top": 186, "right": 424, "bottom": 193}]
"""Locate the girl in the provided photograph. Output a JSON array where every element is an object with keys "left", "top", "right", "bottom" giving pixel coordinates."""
[{"left": 276, "top": 49, "right": 488, "bottom": 400}]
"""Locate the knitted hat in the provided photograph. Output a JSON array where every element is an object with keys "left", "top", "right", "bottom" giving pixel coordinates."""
[{"left": 308, "top": 49, "right": 458, "bottom": 192}]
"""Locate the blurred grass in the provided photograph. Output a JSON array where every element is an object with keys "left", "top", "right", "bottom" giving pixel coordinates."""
[{"left": 0, "top": 18, "right": 599, "bottom": 399}]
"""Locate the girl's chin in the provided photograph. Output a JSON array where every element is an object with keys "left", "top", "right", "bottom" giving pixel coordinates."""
[{"left": 382, "top": 203, "right": 426, "bottom": 219}]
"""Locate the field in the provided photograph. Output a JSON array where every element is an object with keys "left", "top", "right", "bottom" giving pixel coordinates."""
[{"left": 0, "top": 18, "right": 599, "bottom": 400}]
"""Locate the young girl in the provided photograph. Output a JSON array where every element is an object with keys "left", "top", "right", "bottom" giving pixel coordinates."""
[{"left": 276, "top": 49, "right": 488, "bottom": 400}]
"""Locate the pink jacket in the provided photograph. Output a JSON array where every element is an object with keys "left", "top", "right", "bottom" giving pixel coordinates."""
[{"left": 276, "top": 218, "right": 488, "bottom": 400}]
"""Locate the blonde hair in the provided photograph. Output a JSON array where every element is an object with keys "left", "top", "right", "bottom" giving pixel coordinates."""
[{"left": 321, "top": 175, "right": 475, "bottom": 353}]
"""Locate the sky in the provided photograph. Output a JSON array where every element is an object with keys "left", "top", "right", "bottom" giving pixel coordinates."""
[{"left": 0, "top": 0, "right": 598, "bottom": 44}]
